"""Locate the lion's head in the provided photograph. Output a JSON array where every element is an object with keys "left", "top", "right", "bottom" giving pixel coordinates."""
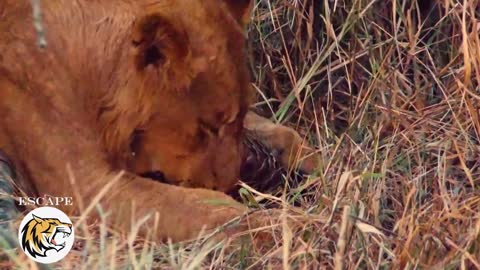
[
  {"left": 20, "top": 215, "right": 72, "bottom": 258},
  {"left": 109, "top": 0, "right": 255, "bottom": 192}
]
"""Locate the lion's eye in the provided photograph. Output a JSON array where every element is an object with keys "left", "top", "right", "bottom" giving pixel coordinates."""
[
  {"left": 199, "top": 121, "right": 219, "bottom": 136},
  {"left": 223, "top": 116, "right": 243, "bottom": 136},
  {"left": 130, "top": 130, "right": 145, "bottom": 154},
  {"left": 195, "top": 126, "right": 209, "bottom": 145}
]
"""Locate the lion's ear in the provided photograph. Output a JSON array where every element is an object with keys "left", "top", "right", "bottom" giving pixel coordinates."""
[
  {"left": 131, "top": 14, "right": 188, "bottom": 71},
  {"left": 223, "top": 0, "right": 254, "bottom": 26}
]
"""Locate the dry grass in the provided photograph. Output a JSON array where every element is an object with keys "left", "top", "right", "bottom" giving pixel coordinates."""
[
  {"left": 2, "top": 0, "right": 480, "bottom": 269},
  {"left": 246, "top": 0, "right": 480, "bottom": 267}
]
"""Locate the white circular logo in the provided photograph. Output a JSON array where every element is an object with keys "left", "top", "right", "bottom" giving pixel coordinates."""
[{"left": 18, "top": 206, "right": 75, "bottom": 264}]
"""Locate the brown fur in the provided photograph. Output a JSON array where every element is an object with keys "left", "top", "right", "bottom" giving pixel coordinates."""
[
  {"left": 243, "top": 112, "right": 319, "bottom": 174},
  {"left": 0, "top": 0, "right": 256, "bottom": 241}
]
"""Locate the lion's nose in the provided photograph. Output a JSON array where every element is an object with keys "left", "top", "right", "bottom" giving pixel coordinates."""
[
  {"left": 209, "top": 140, "right": 242, "bottom": 192},
  {"left": 211, "top": 162, "right": 240, "bottom": 192}
]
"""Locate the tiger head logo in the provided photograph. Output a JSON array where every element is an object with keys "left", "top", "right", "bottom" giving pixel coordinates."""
[{"left": 20, "top": 214, "right": 73, "bottom": 258}]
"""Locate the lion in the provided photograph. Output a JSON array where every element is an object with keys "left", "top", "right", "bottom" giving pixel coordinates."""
[
  {"left": 0, "top": 0, "right": 317, "bottom": 242},
  {"left": 20, "top": 215, "right": 73, "bottom": 258}
]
